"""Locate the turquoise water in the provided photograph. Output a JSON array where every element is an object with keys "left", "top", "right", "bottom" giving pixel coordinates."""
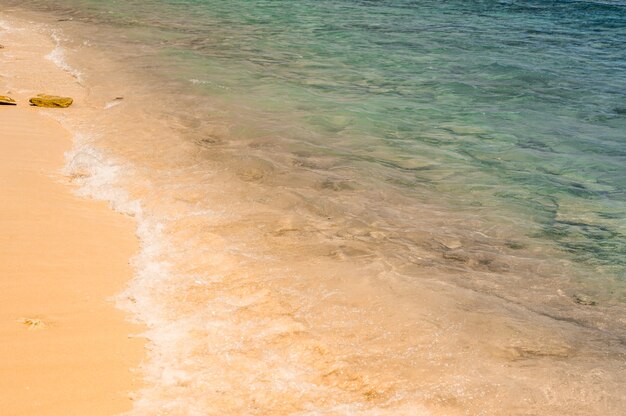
[
  {"left": 162, "top": 0, "right": 626, "bottom": 271},
  {"left": 21, "top": 0, "right": 625, "bottom": 276},
  {"left": 4, "top": 1, "right": 626, "bottom": 414}
]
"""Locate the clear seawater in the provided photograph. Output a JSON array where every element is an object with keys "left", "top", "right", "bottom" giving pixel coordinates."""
[
  {"left": 2, "top": 0, "right": 625, "bottom": 414},
  {"left": 18, "top": 0, "right": 626, "bottom": 276}
]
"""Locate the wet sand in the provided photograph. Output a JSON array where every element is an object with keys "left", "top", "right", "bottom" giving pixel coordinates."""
[
  {"left": 0, "top": 16, "right": 143, "bottom": 416},
  {"left": 1, "top": 6, "right": 625, "bottom": 416}
]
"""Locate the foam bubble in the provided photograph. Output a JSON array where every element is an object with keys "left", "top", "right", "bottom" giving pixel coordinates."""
[{"left": 64, "top": 133, "right": 140, "bottom": 216}]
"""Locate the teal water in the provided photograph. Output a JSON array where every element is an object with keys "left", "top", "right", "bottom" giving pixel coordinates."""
[
  {"left": 18, "top": 0, "right": 625, "bottom": 276},
  {"left": 165, "top": 0, "right": 626, "bottom": 271},
  {"left": 3, "top": 1, "right": 626, "bottom": 414}
]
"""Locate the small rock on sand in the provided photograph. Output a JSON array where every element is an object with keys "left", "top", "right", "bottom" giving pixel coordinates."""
[
  {"left": 29, "top": 94, "right": 73, "bottom": 108},
  {"left": 19, "top": 318, "right": 46, "bottom": 330},
  {"left": 0, "top": 95, "right": 17, "bottom": 105},
  {"left": 573, "top": 293, "right": 597, "bottom": 306}
]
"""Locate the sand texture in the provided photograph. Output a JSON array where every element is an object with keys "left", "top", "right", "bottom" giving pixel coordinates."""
[{"left": 0, "top": 15, "right": 143, "bottom": 416}]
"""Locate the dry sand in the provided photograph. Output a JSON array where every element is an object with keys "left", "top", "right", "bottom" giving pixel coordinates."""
[{"left": 0, "top": 15, "right": 143, "bottom": 416}]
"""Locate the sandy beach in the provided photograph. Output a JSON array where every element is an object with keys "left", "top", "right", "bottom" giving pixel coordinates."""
[
  {"left": 0, "top": 3, "right": 624, "bottom": 415},
  {"left": 0, "top": 16, "right": 143, "bottom": 416}
]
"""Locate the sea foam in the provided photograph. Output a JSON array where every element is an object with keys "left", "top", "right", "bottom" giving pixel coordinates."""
[
  {"left": 16, "top": 4, "right": 625, "bottom": 415},
  {"left": 46, "top": 29, "right": 83, "bottom": 83}
]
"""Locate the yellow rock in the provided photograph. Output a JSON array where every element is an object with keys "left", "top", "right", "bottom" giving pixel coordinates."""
[
  {"left": 0, "top": 95, "right": 17, "bottom": 105},
  {"left": 20, "top": 318, "right": 47, "bottom": 330},
  {"left": 29, "top": 94, "right": 73, "bottom": 108}
]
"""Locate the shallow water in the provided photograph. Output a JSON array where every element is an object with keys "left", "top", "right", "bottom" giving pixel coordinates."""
[
  {"left": 2, "top": 1, "right": 625, "bottom": 414},
  {"left": 17, "top": 0, "right": 626, "bottom": 278}
]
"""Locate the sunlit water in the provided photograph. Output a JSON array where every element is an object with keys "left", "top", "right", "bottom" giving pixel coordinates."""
[{"left": 1, "top": 0, "right": 625, "bottom": 414}]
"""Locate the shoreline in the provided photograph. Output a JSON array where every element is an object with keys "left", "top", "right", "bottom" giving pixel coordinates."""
[
  {"left": 1, "top": 4, "right": 624, "bottom": 415},
  {"left": 0, "top": 15, "right": 144, "bottom": 415}
]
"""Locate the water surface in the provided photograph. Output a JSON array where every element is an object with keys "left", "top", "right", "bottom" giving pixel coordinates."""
[{"left": 2, "top": 1, "right": 625, "bottom": 414}]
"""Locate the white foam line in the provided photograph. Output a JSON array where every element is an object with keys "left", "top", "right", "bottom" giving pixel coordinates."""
[
  {"left": 45, "top": 29, "right": 84, "bottom": 83},
  {"left": 0, "top": 17, "right": 24, "bottom": 33},
  {"left": 63, "top": 131, "right": 184, "bottom": 414}
]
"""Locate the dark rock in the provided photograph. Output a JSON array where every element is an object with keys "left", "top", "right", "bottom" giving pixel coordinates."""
[
  {"left": 505, "top": 240, "right": 525, "bottom": 250},
  {"left": 573, "top": 293, "right": 596, "bottom": 306}
]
